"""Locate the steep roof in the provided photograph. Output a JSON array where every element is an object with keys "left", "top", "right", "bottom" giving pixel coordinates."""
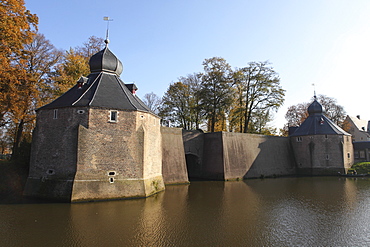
[
  {"left": 290, "top": 98, "right": 350, "bottom": 136},
  {"left": 347, "top": 116, "right": 368, "bottom": 132},
  {"left": 39, "top": 45, "right": 152, "bottom": 113}
]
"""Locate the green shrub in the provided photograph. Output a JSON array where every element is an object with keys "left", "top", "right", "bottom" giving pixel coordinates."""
[{"left": 349, "top": 162, "right": 370, "bottom": 174}]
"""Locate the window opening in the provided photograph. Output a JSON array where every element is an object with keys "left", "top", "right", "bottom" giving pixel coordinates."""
[
  {"left": 297, "top": 137, "right": 302, "bottom": 142},
  {"left": 109, "top": 111, "right": 118, "bottom": 122},
  {"left": 47, "top": 169, "right": 55, "bottom": 175},
  {"left": 109, "top": 177, "right": 114, "bottom": 183},
  {"left": 53, "top": 109, "right": 58, "bottom": 119},
  {"left": 108, "top": 171, "right": 116, "bottom": 176}
]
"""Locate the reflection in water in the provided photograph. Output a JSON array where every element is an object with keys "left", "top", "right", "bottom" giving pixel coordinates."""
[{"left": 1, "top": 177, "right": 370, "bottom": 246}]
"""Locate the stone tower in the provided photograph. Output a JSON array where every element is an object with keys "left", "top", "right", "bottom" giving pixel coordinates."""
[
  {"left": 289, "top": 97, "right": 354, "bottom": 175},
  {"left": 24, "top": 42, "right": 165, "bottom": 202}
]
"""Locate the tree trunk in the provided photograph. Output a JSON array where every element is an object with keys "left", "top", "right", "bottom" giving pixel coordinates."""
[{"left": 11, "top": 119, "right": 24, "bottom": 159}]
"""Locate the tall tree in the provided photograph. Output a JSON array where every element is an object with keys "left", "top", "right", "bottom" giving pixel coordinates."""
[
  {"left": 53, "top": 48, "right": 90, "bottom": 95},
  {"left": 0, "top": 0, "right": 38, "bottom": 128},
  {"left": 143, "top": 92, "right": 161, "bottom": 114},
  {"left": 9, "top": 33, "right": 61, "bottom": 157},
  {"left": 233, "top": 61, "right": 285, "bottom": 133},
  {"left": 53, "top": 36, "right": 104, "bottom": 96},
  {"left": 76, "top": 35, "right": 105, "bottom": 58},
  {"left": 160, "top": 81, "right": 192, "bottom": 128},
  {"left": 0, "top": 0, "right": 38, "bottom": 158},
  {"left": 200, "top": 57, "right": 234, "bottom": 132},
  {"left": 316, "top": 94, "right": 346, "bottom": 126},
  {"left": 160, "top": 73, "right": 204, "bottom": 129}
]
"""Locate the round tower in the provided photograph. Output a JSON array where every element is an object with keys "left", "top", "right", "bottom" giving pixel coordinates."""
[
  {"left": 289, "top": 97, "right": 353, "bottom": 175},
  {"left": 24, "top": 42, "right": 164, "bottom": 202}
]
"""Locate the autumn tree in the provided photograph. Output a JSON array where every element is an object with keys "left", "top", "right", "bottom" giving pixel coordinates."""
[
  {"left": 9, "top": 33, "right": 62, "bottom": 157},
  {"left": 200, "top": 57, "right": 234, "bottom": 132},
  {"left": 0, "top": 0, "right": 38, "bottom": 128},
  {"left": 231, "top": 61, "right": 285, "bottom": 133},
  {"left": 0, "top": 0, "right": 38, "bottom": 158},
  {"left": 53, "top": 36, "right": 104, "bottom": 95}
]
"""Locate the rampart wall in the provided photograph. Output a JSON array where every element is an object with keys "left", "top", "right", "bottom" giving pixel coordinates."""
[
  {"left": 183, "top": 131, "right": 296, "bottom": 180},
  {"left": 161, "top": 127, "right": 189, "bottom": 184}
]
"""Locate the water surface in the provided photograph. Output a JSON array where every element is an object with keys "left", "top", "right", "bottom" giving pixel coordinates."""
[{"left": 1, "top": 177, "right": 369, "bottom": 246}]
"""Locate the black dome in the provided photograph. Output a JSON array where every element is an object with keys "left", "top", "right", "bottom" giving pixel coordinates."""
[
  {"left": 89, "top": 46, "right": 123, "bottom": 75},
  {"left": 308, "top": 99, "right": 323, "bottom": 115}
]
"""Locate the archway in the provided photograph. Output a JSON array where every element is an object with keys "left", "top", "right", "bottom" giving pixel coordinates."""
[{"left": 185, "top": 153, "right": 201, "bottom": 180}]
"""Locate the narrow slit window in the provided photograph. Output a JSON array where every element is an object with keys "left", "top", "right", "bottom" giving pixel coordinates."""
[
  {"left": 53, "top": 109, "right": 58, "bottom": 119},
  {"left": 109, "top": 110, "right": 118, "bottom": 122},
  {"left": 297, "top": 137, "right": 302, "bottom": 142},
  {"left": 109, "top": 177, "right": 114, "bottom": 183}
]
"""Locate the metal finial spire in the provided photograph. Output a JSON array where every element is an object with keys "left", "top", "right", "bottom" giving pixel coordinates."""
[
  {"left": 312, "top": 83, "right": 316, "bottom": 99},
  {"left": 103, "top": 16, "right": 113, "bottom": 45}
]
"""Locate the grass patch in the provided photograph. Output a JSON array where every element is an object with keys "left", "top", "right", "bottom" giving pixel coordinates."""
[{"left": 349, "top": 162, "right": 370, "bottom": 175}]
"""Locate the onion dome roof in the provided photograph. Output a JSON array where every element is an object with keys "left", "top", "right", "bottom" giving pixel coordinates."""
[
  {"left": 89, "top": 46, "right": 123, "bottom": 75},
  {"left": 38, "top": 44, "right": 154, "bottom": 114},
  {"left": 290, "top": 97, "right": 350, "bottom": 136},
  {"left": 307, "top": 99, "right": 323, "bottom": 115}
]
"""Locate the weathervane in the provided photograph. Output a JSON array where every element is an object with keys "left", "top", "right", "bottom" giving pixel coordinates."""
[
  {"left": 312, "top": 83, "right": 316, "bottom": 99},
  {"left": 103, "top": 16, "right": 113, "bottom": 44}
]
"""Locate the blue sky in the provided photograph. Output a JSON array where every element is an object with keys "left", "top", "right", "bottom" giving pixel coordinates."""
[{"left": 25, "top": 0, "right": 370, "bottom": 129}]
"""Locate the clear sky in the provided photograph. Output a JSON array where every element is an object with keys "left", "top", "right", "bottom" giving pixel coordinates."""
[{"left": 25, "top": 0, "right": 370, "bottom": 130}]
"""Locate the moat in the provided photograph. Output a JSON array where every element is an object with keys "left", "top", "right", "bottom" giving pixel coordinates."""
[{"left": 1, "top": 177, "right": 370, "bottom": 246}]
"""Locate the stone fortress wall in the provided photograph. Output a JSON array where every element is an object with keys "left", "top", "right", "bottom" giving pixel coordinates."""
[{"left": 173, "top": 130, "right": 296, "bottom": 183}]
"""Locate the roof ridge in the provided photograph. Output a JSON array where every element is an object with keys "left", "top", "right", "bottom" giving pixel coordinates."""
[{"left": 72, "top": 73, "right": 102, "bottom": 106}]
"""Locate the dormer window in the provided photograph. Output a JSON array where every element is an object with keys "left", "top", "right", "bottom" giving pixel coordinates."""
[{"left": 109, "top": 110, "right": 118, "bottom": 122}]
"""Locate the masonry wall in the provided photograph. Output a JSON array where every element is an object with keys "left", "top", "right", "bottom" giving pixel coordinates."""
[
  {"left": 161, "top": 127, "right": 189, "bottom": 184},
  {"left": 223, "top": 132, "right": 296, "bottom": 179},
  {"left": 201, "top": 132, "right": 296, "bottom": 180},
  {"left": 202, "top": 132, "right": 225, "bottom": 180},
  {"left": 183, "top": 130, "right": 204, "bottom": 179},
  {"left": 72, "top": 108, "right": 164, "bottom": 201},
  {"left": 291, "top": 134, "right": 354, "bottom": 175},
  {"left": 24, "top": 107, "right": 88, "bottom": 201}
]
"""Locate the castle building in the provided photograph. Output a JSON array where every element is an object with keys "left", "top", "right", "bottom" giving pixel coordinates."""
[
  {"left": 24, "top": 42, "right": 165, "bottom": 202},
  {"left": 289, "top": 97, "right": 354, "bottom": 175}
]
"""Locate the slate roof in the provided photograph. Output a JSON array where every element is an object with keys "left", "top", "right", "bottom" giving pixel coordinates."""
[
  {"left": 290, "top": 98, "right": 350, "bottom": 136},
  {"left": 39, "top": 46, "right": 152, "bottom": 113}
]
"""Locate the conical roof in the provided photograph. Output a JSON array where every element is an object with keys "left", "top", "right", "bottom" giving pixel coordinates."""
[
  {"left": 39, "top": 45, "right": 152, "bottom": 113},
  {"left": 290, "top": 98, "right": 349, "bottom": 136}
]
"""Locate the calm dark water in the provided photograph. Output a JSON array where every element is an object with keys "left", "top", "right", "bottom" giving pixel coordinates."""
[{"left": 1, "top": 177, "right": 370, "bottom": 246}]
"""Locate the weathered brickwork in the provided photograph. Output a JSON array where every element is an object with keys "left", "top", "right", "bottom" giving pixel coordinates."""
[
  {"left": 291, "top": 134, "right": 354, "bottom": 175},
  {"left": 72, "top": 108, "right": 164, "bottom": 201},
  {"left": 25, "top": 107, "right": 165, "bottom": 202},
  {"left": 24, "top": 107, "right": 89, "bottom": 201}
]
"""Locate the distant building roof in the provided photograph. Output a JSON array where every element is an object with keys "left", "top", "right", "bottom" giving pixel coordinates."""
[
  {"left": 290, "top": 98, "right": 350, "bottom": 136},
  {"left": 39, "top": 45, "right": 153, "bottom": 114},
  {"left": 347, "top": 115, "right": 368, "bottom": 132}
]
